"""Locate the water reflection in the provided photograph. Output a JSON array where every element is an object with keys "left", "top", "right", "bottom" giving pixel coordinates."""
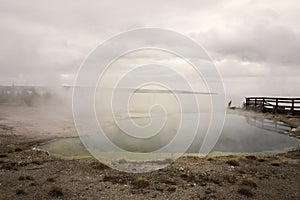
[
  {"left": 245, "top": 116, "right": 292, "bottom": 134},
  {"left": 213, "top": 114, "right": 299, "bottom": 153},
  {"left": 41, "top": 114, "right": 300, "bottom": 158}
]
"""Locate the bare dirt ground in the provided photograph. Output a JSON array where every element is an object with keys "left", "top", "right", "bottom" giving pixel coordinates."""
[{"left": 0, "top": 105, "right": 300, "bottom": 199}]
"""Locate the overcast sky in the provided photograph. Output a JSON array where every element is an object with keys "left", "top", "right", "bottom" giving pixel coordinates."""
[{"left": 0, "top": 0, "right": 300, "bottom": 105}]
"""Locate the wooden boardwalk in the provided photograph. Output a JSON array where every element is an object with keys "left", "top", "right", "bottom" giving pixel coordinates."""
[{"left": 245, "top": 97, "right": 300, "bottom": 115}]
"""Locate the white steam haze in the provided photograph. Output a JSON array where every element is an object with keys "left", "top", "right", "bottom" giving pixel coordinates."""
[
  {"left": 1, "top": 0, "right": 300, "bottom": 106},
  {"left": 2, "top": 1, "right": 300, "bottom": 168}
]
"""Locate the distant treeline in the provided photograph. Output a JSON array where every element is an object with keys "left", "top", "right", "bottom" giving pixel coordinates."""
[{"left": 0, "top": 86, "right": 69, "bottom": 106}]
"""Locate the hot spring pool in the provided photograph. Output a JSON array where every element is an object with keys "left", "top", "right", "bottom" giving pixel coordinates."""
[{"left": 39, "top": 114, "right": 300, "bottom": 160}]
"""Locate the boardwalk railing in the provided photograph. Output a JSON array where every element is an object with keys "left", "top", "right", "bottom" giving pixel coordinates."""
[{"left": 245, "top": 97, "right": 300, "bottom": 115}]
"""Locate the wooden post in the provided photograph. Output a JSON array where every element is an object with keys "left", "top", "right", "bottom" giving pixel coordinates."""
[
  {"left": 276, "top": 98, "right": 278, "bottom": 113},
  {"left": 246, "top": 98, "right": 249, "bottom": 109},
  {"left": 291, "top": 99, "right": 294, "bottom": 114}
]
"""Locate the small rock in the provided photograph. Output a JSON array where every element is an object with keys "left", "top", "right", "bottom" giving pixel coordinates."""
[
  {"left": 205, "top": 188, "right": 212, "bottom": 194},
  {"left": 167, "top": 186, "right": 176, "bottom": 192},
  {"left": 189, "top": 183, "right": 196, "bottom": 187}
]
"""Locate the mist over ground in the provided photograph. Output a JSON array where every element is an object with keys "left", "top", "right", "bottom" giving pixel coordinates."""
[{"left": 1, "top": 1, "right": 300, "bottom": 107}]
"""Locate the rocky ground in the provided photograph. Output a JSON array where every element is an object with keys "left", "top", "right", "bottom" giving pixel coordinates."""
[
  {"left": 0, "top": 127, "right": 300, "bottom": 199},
  {"left": 0, "top": 105, "right": 300, "bottom": 199}
]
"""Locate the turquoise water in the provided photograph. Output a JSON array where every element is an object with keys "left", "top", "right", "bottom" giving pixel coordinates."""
[{"left": 39, "top": 114, "right": 300, "bottom": 159}]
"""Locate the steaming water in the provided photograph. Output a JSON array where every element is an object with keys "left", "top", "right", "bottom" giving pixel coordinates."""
[{"left": 40, "top": 114, "right": 300, "bottom": 159}]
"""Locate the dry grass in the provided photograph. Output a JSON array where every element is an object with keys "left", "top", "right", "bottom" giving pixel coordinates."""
[
  {"left": 90, "top": 161, "right": 110, "bottom": 170},
  {"left": 48, "top": 186, "right": 63, "bottom": 197},
  {"left": 238, "top": 185, "right": 254, "bottom": 197},
  {"left": 245, "top": 155, "right": 257, "bottom": 160},
  {"left": 15, "top": 188, "right": 26, "bottom": 195},
  {"left": 206, "top": 156, "right": 214, "bottom": 161},
  {"left": 31, "top": 159, "right": 42, "bottom": 165},
  {"left": 117, "top": 158, "right": 127, "bottom": 164},
  {"left": 0, "top": 153, "right": 8, "bottom": 158},
  {"left": 163, "top": 157, "right": 174, "bottom": 163},
  {"left": 46, "top": 177, "right": 55, "bottom": 182},
  {"left": 133, "top": 177, "right": 149, "bottom": 188},
  {"left": 1, "top": 163, "right": 18, "bottom": 170},
  {"left": 257, "top": 157, "right": 266, "bottom": 162},
  {"left": 226, "top": 159, "right": 240, "bottom": 166},
  {"left": 29, "top": 182, "right": 37, "bottom": 186},
  {"left": 18, "top": 175, "right": 34, "bottom": 181},
  {"left": 239, "top": 178, "right": 257, "bottom": 188},
  {"left": 14, "top": 147, "right": 22, "bottom": 152},
  {"left": 270, "top": 160, "right": 280, "bottom": 166}
]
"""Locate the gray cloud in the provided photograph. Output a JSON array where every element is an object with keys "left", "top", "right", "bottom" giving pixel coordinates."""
[
  {"left": 0, "top": 0, "right": 299, "bottom": 105},
  {"left": 192, "top": 21, "right": 300, "bottom": 65}
]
